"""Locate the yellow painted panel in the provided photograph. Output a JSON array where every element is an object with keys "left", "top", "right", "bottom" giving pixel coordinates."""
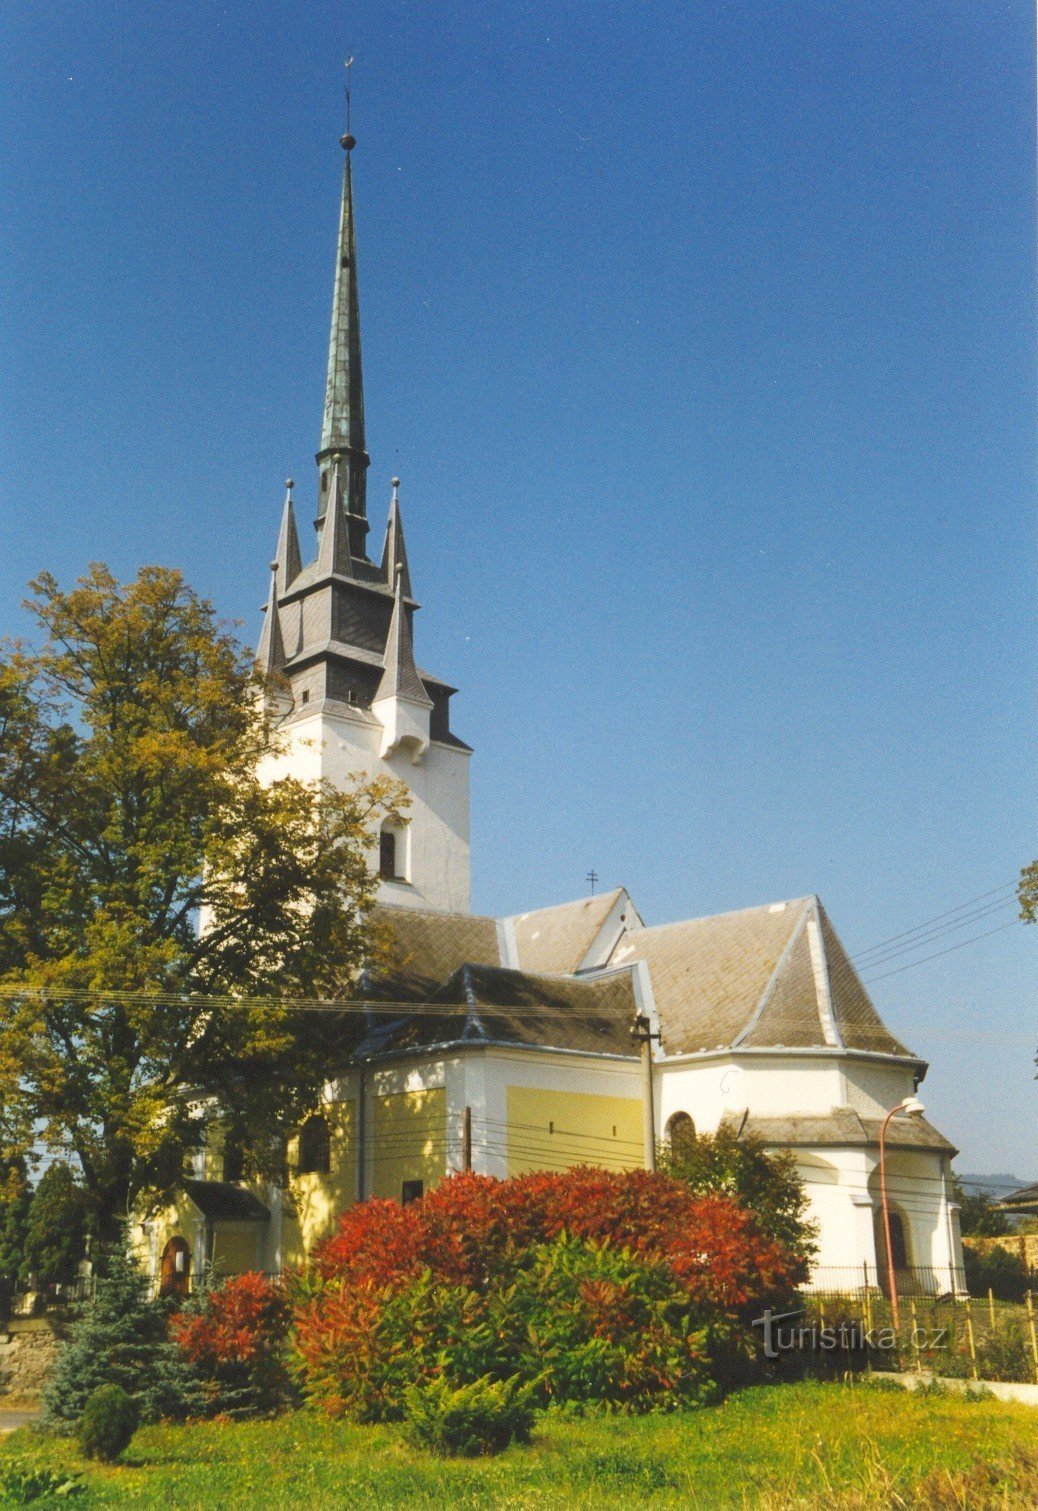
[
  {"left": 505, "top": 1086, "right": 643, "bottom": 1178},
  {"left": 372, "top": 1087, "right": 446, "bottom": 1201},
  {"left": 284, "top": 1100, "right": 357, "bottom": 1264},
  {"left": 210, "top": 1226, "right": 261, "bottom": 1275}
]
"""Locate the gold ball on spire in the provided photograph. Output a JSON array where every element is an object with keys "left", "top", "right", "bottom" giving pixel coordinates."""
[{"left": 341, "top": 133, "right": 356, "bottom": 151}]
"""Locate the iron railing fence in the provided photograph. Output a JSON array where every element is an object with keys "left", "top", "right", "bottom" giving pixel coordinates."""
[{"left": 807, "top": 1261, "right": 1038, "bottom": 1305}]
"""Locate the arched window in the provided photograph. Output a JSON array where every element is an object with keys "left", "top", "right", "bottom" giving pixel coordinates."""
[
  {"left": 874, "top": 1206, "right": 913, "bottom": 1295},
  {"left": 379, "top": 826, "right": 397, "bottom": 880},
  {"left": 665, "top": 1111, "right": 696, "bottom": 1153},
  {"left": 159, "top": 1236, "right": 191, "bottom": 1298},
  {"left": 298, "top": 1114, "right": 331, "bottom": 1175}
]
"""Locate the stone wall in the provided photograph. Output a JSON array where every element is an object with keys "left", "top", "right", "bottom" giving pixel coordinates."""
[
  {"left": 0, "top": 1319, "right": 63, "bottom": 1402},
  {"left": 965, "top": 1233, "right": 1038, "bottom": 1271}
]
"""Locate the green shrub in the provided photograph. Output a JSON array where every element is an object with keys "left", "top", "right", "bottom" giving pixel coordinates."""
[
  {"left": 0, "top": 1456, "right": 83, "bottom": 1503},
  {"left": 964, "top": 1245, "right": 1031, "bottom": 1303},
  {"left": 404, "top": 1374, "right": 536, "bottom": 1457},
  {"left": 976, "top": 1322, "right": 1035, "bottom": 1384},
  {"left": 76, "top": 1383, "right": 140, "bottom": 1462},
  {"left": 502, "top": 1235, "right": 723, "bottom": 1411}
]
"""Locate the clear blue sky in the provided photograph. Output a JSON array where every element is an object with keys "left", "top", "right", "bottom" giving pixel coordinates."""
[{"left": 1, "top": 2, "right": 1034, "bottom": 1178}]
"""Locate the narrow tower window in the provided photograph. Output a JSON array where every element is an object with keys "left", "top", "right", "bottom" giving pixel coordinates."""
[
  {"left": 297, "top": 1114, "right": 331, "bottom": 1175},
  {"left": 379, "top": 827, "right": 397, "bottom": 880}
]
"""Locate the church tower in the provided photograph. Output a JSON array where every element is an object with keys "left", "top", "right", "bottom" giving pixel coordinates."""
[{"left": 256, "top": 119, "right": 471, "bottom": 915}]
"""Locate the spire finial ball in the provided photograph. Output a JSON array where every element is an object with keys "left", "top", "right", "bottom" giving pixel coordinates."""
[
  {"left": 285, "top": 478, "right": 294, "bottom": 491},
  {"left": 270, "top": 561, "right": 279, "bottom": 574},
  {"left": 392, "top": 477, "right": 400, "bottom": 489},
  {"left": 341, "top": 133, "right": 356, "bottom": 152}
]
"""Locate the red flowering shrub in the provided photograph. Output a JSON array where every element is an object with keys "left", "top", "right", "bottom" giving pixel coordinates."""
[
  {"left": 170, "top": 1272, "right": 292, "bottom": 1417},
  {"left": 297, "top": 1167, "right": 806, "bottom": 1419},
  {"left": 311, "top": 1168, "right": 805, "bottom": 1316}
]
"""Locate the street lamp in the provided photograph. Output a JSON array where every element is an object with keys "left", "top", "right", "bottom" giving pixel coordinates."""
[{"left": 879, "top": 1095, "right": 925, "bottom": 1331}]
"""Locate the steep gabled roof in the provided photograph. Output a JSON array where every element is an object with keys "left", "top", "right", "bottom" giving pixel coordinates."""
[
  {"left": 608, "top": 896, "right": 912, "bottom": 1059},
  {"left": 509, "top": 889, "right": 628, "bottom": 974}
]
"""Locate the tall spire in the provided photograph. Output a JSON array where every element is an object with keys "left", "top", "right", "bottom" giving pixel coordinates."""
[{"left": 317, "top": 108, "right": 369, "bottom": 561}]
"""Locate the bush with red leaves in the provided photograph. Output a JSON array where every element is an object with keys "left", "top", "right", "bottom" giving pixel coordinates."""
[
  {"left": 311, "top": 1167, "right": 805, "bottom": 1315},
  {"left": 296, "top": 1168, "right": 806, "bottom": 1419},
  {"left": 170, "top": 1271, "right": 293, "bottom": 1417}
]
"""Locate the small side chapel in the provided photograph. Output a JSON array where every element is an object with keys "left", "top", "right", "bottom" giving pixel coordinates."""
[{"left": 137, "top": 113, "right": 964, "bottom": 1299}]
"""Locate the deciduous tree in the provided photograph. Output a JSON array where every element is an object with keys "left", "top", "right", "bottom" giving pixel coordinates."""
[{"left": 0, "top": 564, "right": 402, "bottom": 1243}]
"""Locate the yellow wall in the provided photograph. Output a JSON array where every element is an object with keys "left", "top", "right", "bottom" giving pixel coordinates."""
[
  {"left": 209, "top": 1225, "right": 263, "bottom": 1275},
  {"left": 505, "top": 1086, "right": 643, "bottom": 1177},
  {"left": 282, "top": 1099, "right": 357, "bottom": 1267},
  {"left": 372, "top": 1086, "right": 446, "bottom": 1200}
]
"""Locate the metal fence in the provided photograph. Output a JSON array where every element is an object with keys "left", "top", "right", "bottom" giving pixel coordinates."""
[{"left": 797, "top": 1273, "right": 1038, "bottom": 1385}]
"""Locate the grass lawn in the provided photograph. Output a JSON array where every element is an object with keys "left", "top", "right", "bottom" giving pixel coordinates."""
[{"left": 2, "top": 1380, "right": 1036, "bottom": 1509}]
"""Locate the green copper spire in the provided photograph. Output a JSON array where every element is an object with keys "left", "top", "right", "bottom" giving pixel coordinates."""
[{"left": 316, "top": 129, "right": 369, "bottom": 559}]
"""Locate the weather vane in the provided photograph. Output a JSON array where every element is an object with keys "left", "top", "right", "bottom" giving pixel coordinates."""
[
  {"left": 345, "top": 55, "right": 354, "bottom": 136},
  {"left": 586, "top": 869, "right": 599, "bottom": 895}
]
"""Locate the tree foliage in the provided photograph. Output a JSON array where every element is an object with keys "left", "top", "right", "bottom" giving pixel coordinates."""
[
  {"left": 295, "top": 1170, "right": 801, "bottom": 1419},
  {"left": 19, "top": 1162, "right": 90, "bottom": 1289},
  {"left": 659, "top": 1124, "right": 818, "bottom": 1268},
  {"left": 44, "top": 1247, "right": 202, "bottom": 1425},
  {"left": 0, "top": 564, "right": 403, "bottom": 1240},
  {"left": 952, "top": 1178, "right": 1012, "bottom": 1238},
  {"left": 0, "top": 1159, "right": 31, "bottom": 1315}
]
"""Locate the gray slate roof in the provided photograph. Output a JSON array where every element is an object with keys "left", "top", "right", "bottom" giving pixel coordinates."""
[
  {"left": 361, "top": 961, "right": 638, "bottom": 1059},
  {"left": 183, "top": 1181, "right": 271, "bottom": 1222},
  {"left": 608, "top": 896, "right": 912, "bottom": 1059},
  {"left": 995, "top": 1181, "right": 1038, "bottom": 1213},
  {"left": 721, "top": 1109, "right": 956, "bottom": 1155},
  {"left": 362, "top": 893, "right": 913, "bottom": 1065},
  {"left": 509, "top": 889, "right": 626, "bottom": 974}
]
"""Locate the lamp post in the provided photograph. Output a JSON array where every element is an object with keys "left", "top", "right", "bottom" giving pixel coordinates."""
[{"left": 879, "top": 1095, "right": 925, "bottom": 1331}]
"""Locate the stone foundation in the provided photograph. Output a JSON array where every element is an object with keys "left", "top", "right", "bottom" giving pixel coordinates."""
[{"left": 0, "top": 1319, "right": 64, "bottom": 1402}]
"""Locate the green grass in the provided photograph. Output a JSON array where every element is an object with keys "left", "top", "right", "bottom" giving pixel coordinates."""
[{"left": 2, "top": 1380, "right": 1037, "bottom": 1508}]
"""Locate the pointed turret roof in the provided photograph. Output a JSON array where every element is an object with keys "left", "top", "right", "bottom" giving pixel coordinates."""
[
  {"left": 375, "top": 568, "right": 432, "bottom": 705},
  {"left": 379, "top": 478, "right": 413, "bottom": 597},
  {"left": 256, "top": 562, "right": 286, "bottom": 674},
  {"left": 321, "top": 137, "right": 366, "bottom": 467},
  {"left": 315, "top": 456, "right": 354, "bottom": 578},
  {"left": 275, "top": 480, "right": 302, "bottom": 586}
]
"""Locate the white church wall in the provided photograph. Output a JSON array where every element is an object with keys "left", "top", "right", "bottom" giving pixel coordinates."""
[
  {"left": 841, "top": 1060, "right": 921, "bottom": 1119},
  {"left": 656, "top": 1054, "right": 846, "bottom": 1132},
  {"left": 259, "top": 703, "right": 471, "bottom": 913}
]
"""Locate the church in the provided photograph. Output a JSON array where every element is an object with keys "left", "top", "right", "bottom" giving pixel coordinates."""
[{"left": 136, "top": 114, "right": 965, "bottom": 1300}]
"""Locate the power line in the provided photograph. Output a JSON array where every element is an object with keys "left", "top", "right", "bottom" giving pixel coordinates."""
[
  {"left": 860, "top": 922, "right": 1018, "bottom": 985},
  {"left": 849, "top": 881, "right": 1020, "bottom": 963}
]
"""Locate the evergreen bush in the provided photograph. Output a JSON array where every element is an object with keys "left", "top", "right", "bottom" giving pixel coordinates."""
[
  {"left": 403, "top": 1374, "right": 536, "bottom": 1457},
  {"left": 44, "top": 1247, "right": 201, "bottom": 1426},
  {"left": 76, "top": 1384, "right": 139, "bottom": 1463}
]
